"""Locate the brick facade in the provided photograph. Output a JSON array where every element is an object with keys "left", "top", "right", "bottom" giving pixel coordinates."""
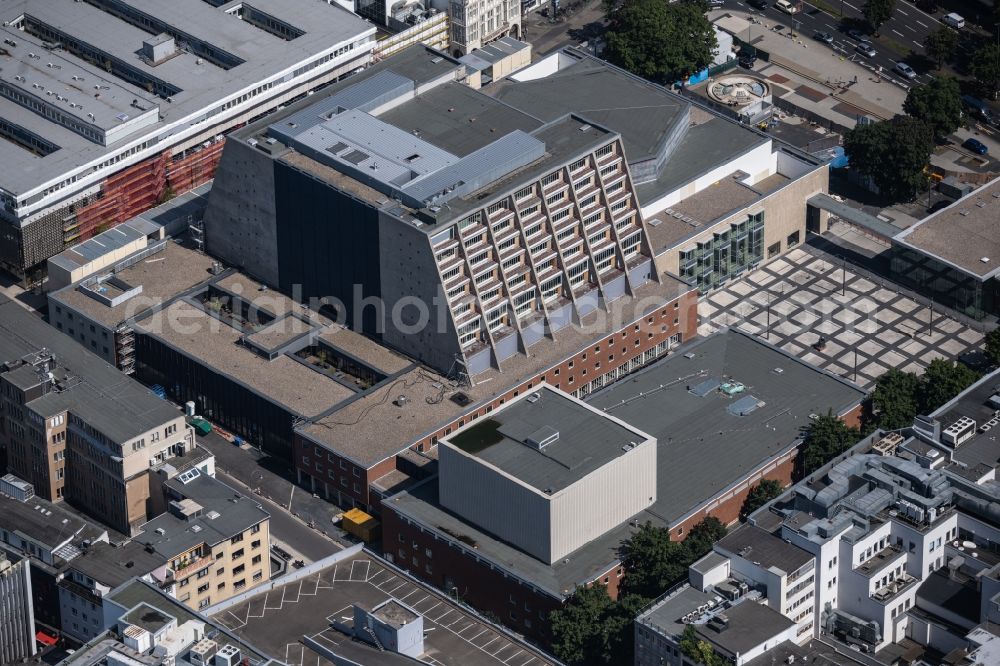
[{"left": 294, "top": 286, "right": 699, "bottom": 513}]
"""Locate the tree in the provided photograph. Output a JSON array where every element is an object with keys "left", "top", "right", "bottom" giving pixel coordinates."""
[
  {"left": 679, "top": 626, "right": 727, "bottom": 666},
  {"left": 919, "top": 358, "right": 979, "bottom": 414},
  {"left": 620, "top": 522, "right": 689, "bottom": 598},
  {"left": 684, "top": 517, "right": 727, "bottom": 559},
  {"left": 550, "top": 585, "right": 618, "bottom": 664},
  {"left": 620, "top": 517, "right": 727, "bottom": 599},
  {"left": 986, "top": 328, "right": 1000, "bottom": 367},
  {"left": 844, "top": 116, "right": 933, "bottom": 203},
  {"left": 741, "top": 479, "right": 784, "bottom": 519},
  {"left": 924, "top": 26, "right": 958, "bottom": 69},
  {"left": 862, "top": 0, "right": 896, "bottom": 34},
  {"left": 799, "top": 412, "right": 861, "bottom": 474},
  {"left": 970, "top": 44, "right": 1000, "bottom": 99},
  {"left": 872, "top": 368, "right": 921, "bottom": 429},
  {"left": 604, "top": 0, "right": 717, "bottom": 84},
  {"left": 904, "top": 77, "right": 964, "bottom": 139}
]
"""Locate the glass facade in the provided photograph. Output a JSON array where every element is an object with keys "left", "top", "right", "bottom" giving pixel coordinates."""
[
  {"left": 891, "top": 246, "right": 997, "bottom": 320},
  {"left": 135, "top": 334, "right": 298, "bottom": 459},
  {"left": 680, "top": 212, "right": 764, "bottom": 293}
]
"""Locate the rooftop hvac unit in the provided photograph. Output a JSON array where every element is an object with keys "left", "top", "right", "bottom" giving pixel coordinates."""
[
  {"left": 214, "top": 644, "right": 241, "bottom": 666},
  {"left": 942, "top": 416, "right": 976, "bottom": 447},
  {"left": 190, "top": 639, "right": 218, "bottom": 666}
]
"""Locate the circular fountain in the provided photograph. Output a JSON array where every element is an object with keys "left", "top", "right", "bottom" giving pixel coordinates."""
[{"left": 707, "top": 75, "right": 770, "bottom": 107}]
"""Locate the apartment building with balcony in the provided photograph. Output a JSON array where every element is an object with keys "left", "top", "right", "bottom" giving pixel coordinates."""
[
  {"left": 139, "top": 473, "right": 270, "bottom": 613},
  {"left": 59, "top": 471, "right": 269, "bottom": 642},
  {"left": 0, "top": 0, "right": 375, "bottom": 283},
  {"left": 0, "top": 293, "right": 194, "bottom": 535}
]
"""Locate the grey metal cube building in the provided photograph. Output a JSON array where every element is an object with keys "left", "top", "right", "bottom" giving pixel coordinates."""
[{"left": 205, "top": 45, "right": 664, "bottom": 377}]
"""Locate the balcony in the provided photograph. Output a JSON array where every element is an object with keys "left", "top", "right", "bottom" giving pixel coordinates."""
[
  {"left": 857, "top": 545, "right": 904, "bottom": 577},
  {"left": 871, "top": 573, "right": 916, "bottom": 603}
]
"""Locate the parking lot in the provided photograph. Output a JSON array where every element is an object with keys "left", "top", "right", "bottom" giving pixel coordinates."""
[
  {"left": 698, "top": 248, "right": 984, "bottom": 390},
  {"left": 212, "top": 552, "right": 555, "bottom": 666}
]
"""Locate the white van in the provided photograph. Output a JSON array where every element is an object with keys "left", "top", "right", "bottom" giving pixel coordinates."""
[
  {"left": 943, "top": 13, "right": 965, "bottom": 28},
  {"left": 775, "top": 0, "right": 800, "bottom": 13}
]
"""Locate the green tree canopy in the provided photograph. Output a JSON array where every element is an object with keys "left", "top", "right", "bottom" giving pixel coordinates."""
[
  {"left": 740, "top": 479, "right": 784, "bottom": 520},
  {"left": 550, "top": 585, "right": 642, "bottom": 665},
  {"left": 604, "top": 0, "right": 717, "bottom": 84},
  {"left": 620, "top": 518, "right": 727, "bottom": 599},
  {"left": 986, "top": 328, "right": 1000, "bottom": 367},
  {"left": 844, "top": 116, "right": 933, "bottom": 203},
  {"left": 924, "top": 26, "right": 958, "bottom": 68},
  {"left": 800, "top": 412, "right": 861, "bottom": 474},
  {"left": 862, "top": 0, "right": 896, "bottom": 34},
  {"left": 919, "top": 358, "right": 980, "bottom": 414},
  {"left": 620, "top": 522, "right": 689, "bottom": 598},
  {"left": 679, "top": 626, "right": 727, "bottom": 666},
  {"left": 903, "top": 77, "right": 964, "bottom": 138},
  {"left": 970, "top": 44, "right": 1000, "bottom": 99},
  {"left": 872, "top": 367, "right": 921, "bottom": 430},
  {"left": 684, "top": 516, "right": 727, "bottom": 557}
]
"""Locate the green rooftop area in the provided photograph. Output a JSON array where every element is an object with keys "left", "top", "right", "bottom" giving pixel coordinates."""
[{"left": 450, "top": 418, "right": 503, "bottom": 455}]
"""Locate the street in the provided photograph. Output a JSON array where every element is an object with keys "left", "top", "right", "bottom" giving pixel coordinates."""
[
  {"left": 195, "top": 432, "right": 352, "bottom": 562},
  {"left": 720, "top": 0, "right": 940, "bottom": 85},
  {"left": 215, "top": 469, "right": 344, "bottom": 563}
]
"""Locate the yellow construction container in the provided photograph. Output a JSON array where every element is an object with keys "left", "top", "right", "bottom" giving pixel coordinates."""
[{"left": 342, "top": 508, "right": 380, "bottom": 542}]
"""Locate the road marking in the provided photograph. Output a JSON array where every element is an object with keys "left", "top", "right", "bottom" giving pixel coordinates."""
[
  {"left": 825, "top": 22, "right": 835, "bottom": 29},
  {"left": 913, "top": 40, "right": 923, "bottom": 47},
  {"left": 905, "top": 24, "right": 916, "bottom": 32},
  {"left": 916, "top": 19, "right": 927, "bottom": 27},
  {"left": 896, "top": 7, "right": 908, "bottom": 14},
  {"left": 892, "top": 29, "right": 904, "bottom": 37},
  {"left": 843, "top": 1, "right": 858, "bottom": 9}
]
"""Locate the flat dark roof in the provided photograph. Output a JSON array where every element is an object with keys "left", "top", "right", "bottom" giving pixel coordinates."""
[
  {"left": 930, "top": 368, "right": 1000, "bottom": 470},
  {"left": 694, "top": 600, "right": 795, "bottom": 656},
  {"left": 0, "top": 295, "right": 182, "bottom": 444},
  {"left": 491, "top": 52, "right": 689, "bottom": 165},
  {"left": 445, "top": 386, "right": 648, "bottom": 493},
  {"left": 587, "top": 329, "right": 866, "bottom": 526},
  {"left": 70, "top": 541, "right": 168, "bottom": 588},
  {"left": 0, "top": 493, "right": 106, "bottom": 551},
  {"left": 716, "top": 525, "right": 812, "bottom": 575}
]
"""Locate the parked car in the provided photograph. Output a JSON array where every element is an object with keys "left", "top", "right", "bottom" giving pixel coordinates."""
[
  {"left": 962, "top": 138, "right": 988, "bottom": 155},
  {"left": 894, "top": 62, "right": 917, "bottom": 79},
  {"left": 856, "top": 41, "right": 877, "bottom": 57},
  {"left": 738, "top": 51, "right": 757, "bottom": 69},
  {"left": 708, "top": 0, "right": 725, "bottom": 7},
  {"left": 961, "top": 95, "right": 995, "bottom": 125},
  {"left": 747, "top": 0, "right": 768, "bottom": 8},
  {"left": 845, "top": 27, "right": 866, "bottom": 40},
  {"left": 775, "top": 0, "right": 800, "bottom": 13},
  {"left": 813, "top": 31, "right": 834, "bottom": 44},
  {"left": 943, "top": 12, "right": 964, "bottom": 28}
]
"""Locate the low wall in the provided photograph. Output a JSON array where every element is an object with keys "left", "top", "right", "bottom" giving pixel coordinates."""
[{"left": 204, "top": 543, "right": 364, "bottom": 616}]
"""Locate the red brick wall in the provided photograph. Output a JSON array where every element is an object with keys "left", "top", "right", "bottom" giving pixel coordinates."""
[
  {"left": 381, "top": 507, "right": 566, "bottom": 644},
  {"left": 840, "top": 403, "right": 864, "bottom": 430},
  {"left": 294, "top": 440, "right": 396, "bottom": 510}
]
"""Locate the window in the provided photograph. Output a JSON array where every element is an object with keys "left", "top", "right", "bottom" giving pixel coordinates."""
[
  {"left": 787, "top": 231, "right": 800, "bottom": 248},
  {"left": 231, "top": 533, "right": 244, "bottom": 544},
  {"left": 198, "top": 583, "right": 210, "bottom": 593},
  {"left": 251, "top": 524, "right": 261, "bottom": 534},
  {"left": 232, "top": 549, "right": 245, "bottom": 560}
]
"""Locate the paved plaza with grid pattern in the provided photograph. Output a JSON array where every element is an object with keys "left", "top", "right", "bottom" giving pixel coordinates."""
[{"left": 698, "top": 249, "right": 985, "bottom": 391}]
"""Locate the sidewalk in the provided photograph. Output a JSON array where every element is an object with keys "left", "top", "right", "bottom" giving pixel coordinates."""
[{"left": 712, "top": 11, "right": 906, "bottom": 125}]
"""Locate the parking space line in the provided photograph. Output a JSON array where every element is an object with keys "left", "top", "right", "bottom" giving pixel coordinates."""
[
  {"left": 432, "top": 609, "right": 454, "bottom": 623},
  {"left": 916, "top": 19, "right": 927, "bottom": 27},
  {"left": 517, "top": 656, "right": 536, "bottom": 666},
  {"left": 503, "top": 649, "right": 525, "bottom": 663},
  {"left": 468, "top": 628, "right": 489, "bottom": 641},
  {"left": 386, "top": 581, "right": 410, "bottom": 595},
  {"left": 892, "top": 29, "right": 904, "bottom": 37},
  {"left": 420, "top": 601, "right": 442, "bottom": 615},
  {"left": 482, "top": 636, "right": 501, "bottom": 650},
  {"left": 397, "top": 588, "right": 422, "bottom": 601}
]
